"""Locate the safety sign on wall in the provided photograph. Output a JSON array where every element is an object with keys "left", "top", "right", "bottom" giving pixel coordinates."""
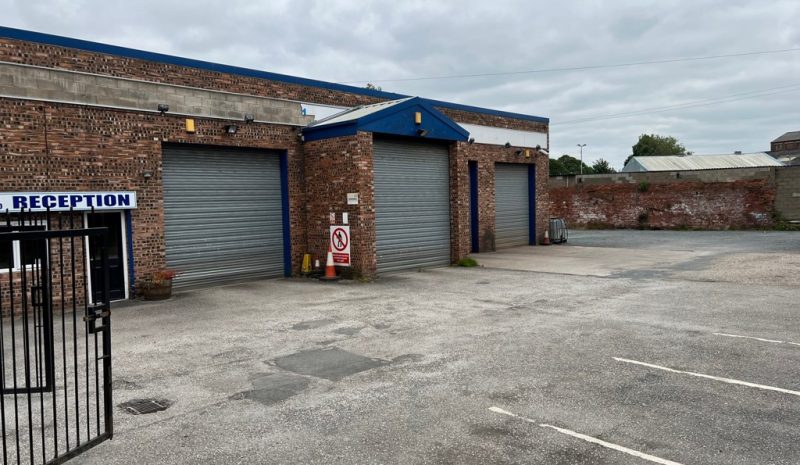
[{"left": 329, "top": 225, "right": 351, "bottom": 266}]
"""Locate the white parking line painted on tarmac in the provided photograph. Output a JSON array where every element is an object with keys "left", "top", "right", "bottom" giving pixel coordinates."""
[
  {"left": 614, "top": 357, "right": 800, "bottom": 397},
  {"left": 713, "top": 332, "right": 800, "bottom": 347},
  {"left": 488, "top": 407, "right": 685, "bottom": 465}
]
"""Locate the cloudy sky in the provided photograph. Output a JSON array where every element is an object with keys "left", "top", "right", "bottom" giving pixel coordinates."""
[{"left": 3, "top": 0, "right": 799, "bottom": 169}]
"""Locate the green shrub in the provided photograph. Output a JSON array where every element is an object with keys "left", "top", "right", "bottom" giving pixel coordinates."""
[{"left": 456, "top": 257, "right": 479, "bottom": 267}]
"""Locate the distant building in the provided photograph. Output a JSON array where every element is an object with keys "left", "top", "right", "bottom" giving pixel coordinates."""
[
  {"left": 769, "top": 131, "right": 800, "bottom": 164},
  {"left": 621, "top": 152, "right": 783, "bottom": 172}
]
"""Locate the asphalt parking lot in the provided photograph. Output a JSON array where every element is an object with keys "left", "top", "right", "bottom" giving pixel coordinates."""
[{"left": 79, "top": 230, "right": 800, "bottom": 464}]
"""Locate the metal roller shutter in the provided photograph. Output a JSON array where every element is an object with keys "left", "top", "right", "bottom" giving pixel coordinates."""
[
  {"left": 494, "top": 164, "right": 530, "bottom": 248},
  {"left": 373, "top": 137, "right": 451, "bottom": 273},
  {"left": 162, "top": 145, "right": 285, "bottom": 289}
]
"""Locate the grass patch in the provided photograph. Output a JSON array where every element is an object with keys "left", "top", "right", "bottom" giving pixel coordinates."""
[{"left": 456, "top": 257, "right": 479, "bottom": 267}]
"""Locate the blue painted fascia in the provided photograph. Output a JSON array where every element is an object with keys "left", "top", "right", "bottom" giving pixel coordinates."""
[
  {"left": 279, "top": 152, "right": 292, "bottom": 276},
  {"left": 302, "top": 123, "right": 359, "bottom": 142},
  {"left": 125, "top": 209, "right": 136, "bottom": 298},
  {"left": 469, "top": 161, "right": 479, "bottom": 253},
  {"left": 304, "top": 97, "right": 469, "bottom": 142},
  {"left": 528, "top": 164, "right": 537, "bottom": 245},
  {"left": 0, "top": 26, "right": 549, "bottom": 124}
]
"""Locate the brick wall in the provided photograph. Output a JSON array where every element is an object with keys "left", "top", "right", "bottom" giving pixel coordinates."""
[
  {"left": 0, "top": 97, "right": 306, "bottom": 289},
  {"left": 775, "top": 166, "right": 800, "bottom": 221},
  {"left": 0, "top": 38, "right": 382, "bottom": 109},
  {"left": 0, "top": 37, "right": 547, "bottom": 135},
  {"left": 550, "top": 169, "right": 778, "bottom": 229},
  {"left": 303, "top": 132, "right": 376, "bottom": 276}
]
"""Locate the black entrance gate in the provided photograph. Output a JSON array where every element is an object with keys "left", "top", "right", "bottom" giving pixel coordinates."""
[{"left": 1, "top": 210, "right": 113, "bottom": 465}]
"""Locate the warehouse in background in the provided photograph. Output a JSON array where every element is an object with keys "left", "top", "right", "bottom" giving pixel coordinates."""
[{"left": 0, "top": 26, "right": 550, "bottom": 297}]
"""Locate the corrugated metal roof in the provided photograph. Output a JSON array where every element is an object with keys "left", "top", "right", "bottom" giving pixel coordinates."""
[
  {"left": 622, "top": 152, "right": 783, "bottom": 172},
  {"left": 772, "top": 131, "right": 800, "bottom": 143},
  {"left": 308, "top": 98, "right": 413, "bottom": 127}
]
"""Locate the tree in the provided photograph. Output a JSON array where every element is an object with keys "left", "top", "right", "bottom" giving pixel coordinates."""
[
  {"left": 549, "top": 154, "right": 594, "bottom": 176},
  {"left": 591, "top": 158, "right": 616, "bottom": 174},
  {"left": 624, "top": 134, "right": 687, "bottom": 166}
]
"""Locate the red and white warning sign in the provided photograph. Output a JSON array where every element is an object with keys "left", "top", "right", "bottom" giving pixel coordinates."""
[{"left": 329, "top": 225, "right": 351, "bottom": 266}]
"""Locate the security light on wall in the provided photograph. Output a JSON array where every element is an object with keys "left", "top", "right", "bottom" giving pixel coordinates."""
[
  {"left": 417, "top": 128, "right": 429, "bottom": 137},
  {"left": 244, "top": 114, "right": 255, "bottom": 123},
  {"left": 142, "top": 170, "right": 154, "bottom": 181},
  {"left": 157, "top": 104, "right": 169, "bottom": 115},
  {"left": 514, "top": 149, "right": 524, "bottom": 156},
  {"left": 468, "top": 138, "right": 475, "bottom": 145},
  {"left": 504, "top": 142, "right": 511, "bottom": 148},
  {"left": 224, "top": 124, "right": 239, "bottom": 134}
]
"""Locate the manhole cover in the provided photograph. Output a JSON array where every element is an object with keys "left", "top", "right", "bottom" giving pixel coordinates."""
[{"left": 119, "top": 398, "right": 171, "bottom": 415}]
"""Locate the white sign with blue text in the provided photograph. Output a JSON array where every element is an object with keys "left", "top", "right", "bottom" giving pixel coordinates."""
[{"left": 0, "top": 192, "right": 137, "bottom": 212}]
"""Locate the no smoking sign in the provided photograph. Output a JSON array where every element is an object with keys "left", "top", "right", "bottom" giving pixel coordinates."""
[{"left": 329, "top": 225, "right": 351, "bottom": 266}]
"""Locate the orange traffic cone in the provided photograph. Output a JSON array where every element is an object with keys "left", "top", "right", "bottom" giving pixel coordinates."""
[
  {"left": 542, "top": 229, "right": 551, "bottom": 246},
  {"left": 319, "top": 245, "right": 340, "bottom": 281}
]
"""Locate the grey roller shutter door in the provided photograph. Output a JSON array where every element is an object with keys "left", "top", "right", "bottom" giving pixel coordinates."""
[
  {"left": 373, "top": 138, "right": 451, "bottom": 273},
  {"left": 162, "top": 145, "right": 284, "bottom": 289},
  {"left": 494, "top": 164, "right": 530, "bottom": 248}
]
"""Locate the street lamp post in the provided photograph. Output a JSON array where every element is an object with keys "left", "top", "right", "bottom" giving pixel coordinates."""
[{"left": 577, "top": 144, "right": 587, "bottom": 175}]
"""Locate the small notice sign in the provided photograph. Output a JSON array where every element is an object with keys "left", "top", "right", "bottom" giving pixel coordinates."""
[
  {"left": 347, "top": 193, "right": 359, "bottom": 205},
  {"left": 329, "top": 225, "right": 351, "bottom": 267}
]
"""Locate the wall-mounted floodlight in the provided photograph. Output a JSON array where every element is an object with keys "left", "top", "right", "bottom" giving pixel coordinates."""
[
  {"left": 244, "top": 114, "right": 255, "bottom": 123},
  {"left": 157, "top": 104, "right": 169, "bottom": 115},
  {"left": 224, "top": 124, "right": 239, "bottom": 134},
  {"left": 417, "top": 128, "right": 429, "bottom": 137}
]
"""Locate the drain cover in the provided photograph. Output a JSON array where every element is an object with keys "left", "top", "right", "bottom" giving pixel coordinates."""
[{"left": 119, "top": 398, "right": 171, "bottom": 415}]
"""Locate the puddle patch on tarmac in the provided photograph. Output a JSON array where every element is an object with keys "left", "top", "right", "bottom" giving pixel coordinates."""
[
  {"left": 271, "top": 347, "right": 387, "bottom": 381},
  {"left": 232, "top": 372, "right": 311, "bottom": 406},
  {"left": 292, "top": 318, "right": 337, "bottom": 330}
]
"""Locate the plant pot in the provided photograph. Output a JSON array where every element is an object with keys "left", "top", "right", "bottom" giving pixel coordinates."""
[{"left": 141, "top": 279, "right": 173, "bottom": 301}]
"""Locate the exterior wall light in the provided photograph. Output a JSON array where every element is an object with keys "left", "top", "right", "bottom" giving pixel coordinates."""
[
  {"left": 224, "top": 124, "right": 239, "bottom": 134},
  {"left": 417, "top": 128, "right": 429, "bottom": 137},
  {"left": 468, "top": 138, "right": 475, "bottom": 145},
  {"left": 142, "top": 170, "right": 154, "bottom": 181},
  {"left": 244, "top": 114, "right": 255, "bottom": 123},
  {"left": 504, "top": 142, "right": 511, "bottom": 148},
  {"left": 157, "top": 104, "right": 169, "bottom": 115}
]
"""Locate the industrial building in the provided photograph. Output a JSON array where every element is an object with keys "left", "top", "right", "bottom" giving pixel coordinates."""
[
  {"left": 0, "top": 27, "right": 550, "bottom": 298},
  {"left": 622, "top": 152, "right": 783, "bottom": 172}
]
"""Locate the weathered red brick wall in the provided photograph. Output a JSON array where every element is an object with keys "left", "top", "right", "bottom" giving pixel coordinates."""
[
  {"left": 0, "top": 37, "right": 547, "bottom": 134},
  {"left": 451, "top": 143, "right": 549, "bottom": 252},
  {"left": 303, "top": 132, "right": 376, "bottom": 277},
  {"left": 550, "top": 177, "right": 776, "bottom": 230},
  {"left": 0, "top": 97, "right": 306, "bottom": 289}
]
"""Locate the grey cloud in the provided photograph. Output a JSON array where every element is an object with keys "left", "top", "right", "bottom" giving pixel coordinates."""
[{"left": 2, "top": 0, "right": 799, "bottom": 169}]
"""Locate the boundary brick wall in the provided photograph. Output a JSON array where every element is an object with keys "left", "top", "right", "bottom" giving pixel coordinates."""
[
  {"left": 549, "top": 168, "right": 780, "bottom": 230},
  {"left": 775, "top": 166, "right": 800, "bottom": 221}
]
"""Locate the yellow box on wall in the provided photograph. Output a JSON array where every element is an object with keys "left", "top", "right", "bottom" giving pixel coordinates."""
[{"left": 185, "top": 119, "right": 196, "bottom": 133}]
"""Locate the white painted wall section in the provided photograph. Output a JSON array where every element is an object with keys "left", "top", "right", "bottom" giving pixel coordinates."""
[
  {"left": 301, "top": 103, "right": 349, "bottom": 121},
  {"left": 458, "top": 123, "right": 548, "bottom": 149}
]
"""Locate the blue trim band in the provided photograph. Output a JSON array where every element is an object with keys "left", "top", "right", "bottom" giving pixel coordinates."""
[
  {"left": 279, "top": 152, "right": 292, "bottom": 276},
  {"left": 469, "top": 161, "right": 480, "bottom": 253},
  {"left": 528, "top": 164, "right": 537, "bottom": 245},
  {"left": 0, "top": 26, "right": 549, "bottom": 124},
  {"left": 125, "top": 209, "right": 136, "bottom": 297}
]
